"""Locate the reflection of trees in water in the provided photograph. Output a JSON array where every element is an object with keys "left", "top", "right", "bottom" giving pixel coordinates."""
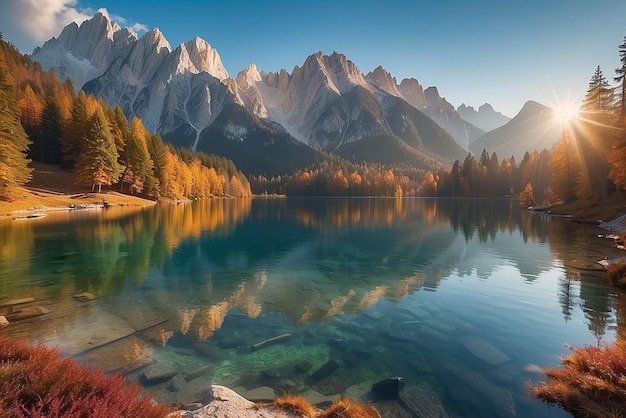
[{"left": 4, "top": 197, "right": 626, "bottom": 346}]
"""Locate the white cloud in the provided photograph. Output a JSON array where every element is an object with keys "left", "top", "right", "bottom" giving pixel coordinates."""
[{"left": 0, "top": 0, "right": 148, "bottom": 53}]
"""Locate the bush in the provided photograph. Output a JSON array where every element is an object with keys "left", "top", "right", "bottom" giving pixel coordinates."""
[
  {"left": 317, "top": 398, "right": 381, "bottom": 418},
  {"left": 0, "top": 335, "right": 171, "bottom": 418},
  {"left": 528, "top": 343, "right": 626, "bottom": 418}
]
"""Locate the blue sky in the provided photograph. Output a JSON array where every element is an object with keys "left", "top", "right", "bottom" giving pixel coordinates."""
[{"left": 2, "top": 0, "right": 626, "bottom": 117}]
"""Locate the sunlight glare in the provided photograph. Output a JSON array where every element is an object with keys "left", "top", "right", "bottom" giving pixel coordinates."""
[{"left": 553, "top": 102, "right": 579, "bottom": 126}]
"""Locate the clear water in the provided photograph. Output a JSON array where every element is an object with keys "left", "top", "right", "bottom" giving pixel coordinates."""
[{"left": 0, "top": 198, "right": 623, "bottom": 417}]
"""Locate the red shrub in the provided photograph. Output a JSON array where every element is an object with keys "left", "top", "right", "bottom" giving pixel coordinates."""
[{"left": 0, "top": 335, "right": 171, "bottom": 418}]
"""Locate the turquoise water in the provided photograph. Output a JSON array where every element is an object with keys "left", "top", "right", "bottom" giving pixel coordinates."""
[{"left": 0, "top": 198, "right": 623, "bottom": 417}]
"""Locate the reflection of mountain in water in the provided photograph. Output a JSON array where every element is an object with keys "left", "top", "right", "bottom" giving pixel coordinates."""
[{"left": 1, "top": 197, "right": 619, "bottom": 345}]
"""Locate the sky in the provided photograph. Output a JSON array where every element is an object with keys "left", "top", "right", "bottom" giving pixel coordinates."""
[{"left": 2, "top": 0, "right": 626, "bottom": 118}]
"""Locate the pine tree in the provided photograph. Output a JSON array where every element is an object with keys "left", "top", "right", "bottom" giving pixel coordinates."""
[
  {"left": 615, "top": 31, "right": 626, "bottom": 120},
  {"left": 34, "top": 94, "right": 64, "bottom": 164},
  {"left": 582, "top": 66, "right": 614, "bottom": 113},
  {"left": 61, "top": 90, "right": 88, "bottom": 168},
  {"left": 0, "top": 45, "right": 32, "bottom": 200},
  {"left": 74, "top": 107, "right": 123, "bottom": 193},
  {"left": 120, "top": 117, "right": 154, "bottom": 194}
]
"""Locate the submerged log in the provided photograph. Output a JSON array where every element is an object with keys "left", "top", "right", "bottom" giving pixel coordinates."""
[{"left": 250, "top": 333, "right": 291, "bottom": 351}]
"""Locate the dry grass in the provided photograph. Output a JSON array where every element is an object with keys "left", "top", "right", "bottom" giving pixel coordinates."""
[
  {"left": 255, "top": 394, "right": 317, "bottom": 417},
  {"left": 529, "top": 343, "right": 626, "bottom": 418},
  {"left": 607, "top": 260, "right": 626, "bottom": 288},
  {"left": 256, "top": 395, "right": 381, "bottom": 418},
  {"left": 316, "top": 398, "right": 381, "bottom": 418}
]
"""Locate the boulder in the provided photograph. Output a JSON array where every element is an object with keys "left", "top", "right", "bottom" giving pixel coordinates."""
[
  {"left": 399, "top": 384, "right": 449, "bottom": 418},
  {"left": 141, "top": 363, "right": 179, "bottom": 385},
  {"left": 372, "top": 377, "right": 404, "bottom": 399},
  {"left": 72, "top": 292, "right": 95, "bottom": 302},
  {"left": 0, "top": 316, "right": 8, "bottom": 327},
  {"left": 309, "top": 360, "right": 339, "bottom": 381}
]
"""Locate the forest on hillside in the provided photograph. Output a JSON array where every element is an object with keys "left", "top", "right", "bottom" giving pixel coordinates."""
[
  {"left": 2, "top": 30, "right": 626, "bottom": 203},
  {"left": 0, "top": 35, "right": 251, "bottom": 201}
]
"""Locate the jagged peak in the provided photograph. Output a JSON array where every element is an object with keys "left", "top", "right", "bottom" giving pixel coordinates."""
[
  {"left": 424, "top": 86, "right": 440, "bottom": 97},
  {"left": 139, "top": 28, "right": 171, "bottom": 53},
  {"left": 478, "top": 103, "right": 495, "bottom": 112},
  {"left": 236, "top": 63, "right": 262, "bottom": 88}
]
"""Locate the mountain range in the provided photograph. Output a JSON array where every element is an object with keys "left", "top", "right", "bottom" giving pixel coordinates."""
[{"left": 30, "top": 13, "right": 557, "bottom": 175}]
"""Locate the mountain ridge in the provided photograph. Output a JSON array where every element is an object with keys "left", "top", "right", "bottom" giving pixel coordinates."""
[{"left": 31, "top": 12, "right": 522, "bottom": 175}]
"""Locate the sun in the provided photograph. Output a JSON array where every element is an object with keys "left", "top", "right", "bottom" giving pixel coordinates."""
[{"left": 553, "top": 102, "right": 579, "bottom": 126}]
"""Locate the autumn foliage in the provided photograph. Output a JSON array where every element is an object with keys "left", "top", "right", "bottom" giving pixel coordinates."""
[
  {"left": 0, "top": 335, "right": 171, "bottom": 418},
  {"left": 0, "top": 37, "right": 251, "bottom": 201},
  {"left": 529, "top": 343, "right": 626, "bottom": 418}
]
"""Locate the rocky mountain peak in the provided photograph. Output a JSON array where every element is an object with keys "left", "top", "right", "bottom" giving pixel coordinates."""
[
  {"left": 366, "top": 65, "right": 401, "bottom": 97},
  {"left": 31, "top": 12, "right": 136, "bottom": 89},
  {"left": 176, "top": 37, "right": 228, "bottom": 80},
  {"left": 398, "top": 78, "right": 427, "bottom": 109},
  {"left": 457, "top": 102, "right": 511, "bottom": 132}
]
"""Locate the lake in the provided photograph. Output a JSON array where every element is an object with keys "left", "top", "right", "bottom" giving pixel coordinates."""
[{"left": 0, "top": 197, "right": 623, "bottom": 417}]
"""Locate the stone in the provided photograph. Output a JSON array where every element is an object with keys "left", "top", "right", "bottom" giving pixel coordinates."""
[
  {"left": 371, "top": 377, "right": 404, "bottom": 399},
  {"left": 240, "top": 386, "right": 276, "bottom": 401},
  {"left": 75, "top": 335, "right": 152, "bottom": 374},
  {"left": 168, "top": 377, "right": 187, "bottom": 392},
  {"left": 5, "top": 305, "right": 49, "bottom": 321},
  {"left": 0, "top": 316, "right": 8, "bottom": 327},
  {"left": 294, "top": 360, "right": 312, "bottom": 373},
  {"left": 141, "top": 363, "right": 179, "bottom": 385},
  {"left": 301, "top": 388, "right": 341, "bottom": 406},
  {"left": 309, "top": 360, "right": 339, "bottom": 381},
  {"left": 185, "top": 365, "right": 212, "bottom": 382},
  {"left": 458, "top": 336, "right": 510, "bottom": 365},
  {"left": 399, "top": 384, "right": 449, "bottom": 418},
  {"left": 342, "top": 351, "right": 362, "bottom": 368},
  {"left": 218, "top": 337, "right": 247, "bottom": 349},
  {"left": 0, "top": 297, "right": 35, "bottom": 307},
  {"left": 406, "top": 358, "right": 433, "bottom": 374},
  {"left": 250, "top": 333, "right": 292, "bottom": 351}
]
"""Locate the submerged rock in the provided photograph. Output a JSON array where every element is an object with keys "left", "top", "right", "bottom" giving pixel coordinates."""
[
  {"left": 372, "top": 377, "right": 405, "bottom": 399},
  {"left": 0, "top": 297, "right": 35, "bottom": 307},
  {"left": 141, "top": 363, "right": 179, "bottom": 385},
  {"left": 399, "top": 384, "right": 449, "bottom": 418},
  {"left": 443, "top": 362, "right": 516, "bottom": 417},
  {"left": 309, "top": 360, "right": 339, "bottom": 381},
  {"left": 458, "top": 336, "right": 510, "bottom": 365}
]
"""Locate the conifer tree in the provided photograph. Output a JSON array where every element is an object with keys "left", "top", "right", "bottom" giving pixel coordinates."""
[
  {"left": 0, "top": 46, "right": 32, "bottom": 200},
  {"left": 120, "top": 117, "right": 154, "bottom": 194},
  {"left": 61, "top": 90, "right": 88, "bottom": 168},
  {"left": 36, "top": 94, "right": 63, "bottom": 164},
  {"left": 74, "top": 107, "right": 123, "bottom": 193},
  {"left": 582, "top": 66, "right": 614, "bottom": 113},
  {"left": 615, "top": 31, "right": 626, "bottom": 120}
]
